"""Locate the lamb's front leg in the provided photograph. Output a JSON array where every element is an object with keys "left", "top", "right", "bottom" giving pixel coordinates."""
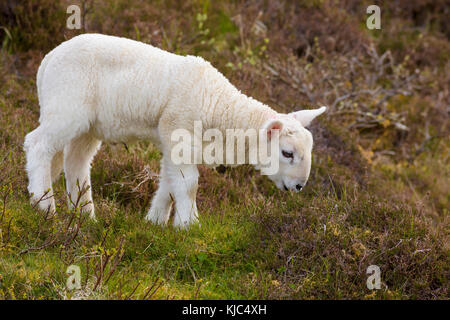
[
  {"left": 146, "top": 157, "right": 173, "bottom": 225},
  {"left": 165, "top": 158, "right": 199, "bottom": 229}
]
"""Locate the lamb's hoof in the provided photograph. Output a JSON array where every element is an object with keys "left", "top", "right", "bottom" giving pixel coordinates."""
[
  {"left": 88, "top": 212, "right": 97, "bottom": 221},
  {"left": 31, "top": 195, "right": 56, "bottom": 215},
  {"left": 82, "top": 203, "right": 96, "bottom": 221},
  {"left": 73, "top": 202, "right": 96, "bottom": 221},
  {"left": 173, "top": 215, "right": 200, "bottom": 229},
  {"left": 145, "top": 208, "right": 168, "bottom": 225}
]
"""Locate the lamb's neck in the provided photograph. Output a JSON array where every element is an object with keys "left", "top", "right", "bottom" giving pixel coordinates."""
[{"left": 215, "top": 90, "right": 277, "bottom": 132}]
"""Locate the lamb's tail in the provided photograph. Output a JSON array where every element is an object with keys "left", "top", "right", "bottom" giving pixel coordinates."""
[{"left": 36, "top": 50, "right": 54, "bottom": 113}]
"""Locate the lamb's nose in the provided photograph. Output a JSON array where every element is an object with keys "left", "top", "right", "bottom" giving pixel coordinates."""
[{"left": 296, "top": 184, "right": 303, "bottom": 191}]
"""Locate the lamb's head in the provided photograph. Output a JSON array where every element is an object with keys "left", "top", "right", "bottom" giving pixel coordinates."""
[{"left": 261, "top": 106, "right": 326, "bottom": 192}]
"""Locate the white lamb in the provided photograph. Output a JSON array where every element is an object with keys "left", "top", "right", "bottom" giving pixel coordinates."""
[{"left": 24, "top": 34, "right": 326, "bottom": 228}]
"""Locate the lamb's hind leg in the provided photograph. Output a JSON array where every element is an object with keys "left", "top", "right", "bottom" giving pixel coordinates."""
[
  {"left": 146, "top": 156, "right": 173, "bottom": 225},
  {"left": 64, "top": 134, "right": 101, "bottom": 218},
  {"left": 24, "top": 126, "right": 58, "bottom": 212}
]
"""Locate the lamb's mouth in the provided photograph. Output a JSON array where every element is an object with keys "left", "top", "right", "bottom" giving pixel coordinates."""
[
  {"left": 272, "top": 178, "right": 290, "bottom": 191},
  {"left": 282, "top": 182, "right": 303, "bottom": 192}
]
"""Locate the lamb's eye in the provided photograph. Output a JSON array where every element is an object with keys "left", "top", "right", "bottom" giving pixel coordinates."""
[{"left": 282, "top": 150, "right": 294, "bottom": 159}]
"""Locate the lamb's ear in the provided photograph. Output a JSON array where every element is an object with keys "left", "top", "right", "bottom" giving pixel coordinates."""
[
  {"left": 262, "top": 118, "right": 284, "bottom": 140},
  {"left": 290, "top": 106, "right": 327, "bottom": 127}
]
